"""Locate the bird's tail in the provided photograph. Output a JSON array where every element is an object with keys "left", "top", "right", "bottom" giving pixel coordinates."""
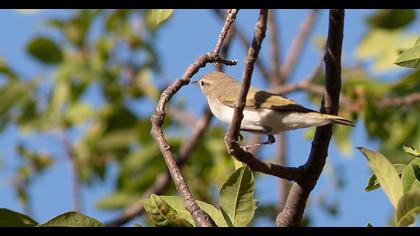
[{"left": 320, "top": 113, "right": 355, "bottom": 127}]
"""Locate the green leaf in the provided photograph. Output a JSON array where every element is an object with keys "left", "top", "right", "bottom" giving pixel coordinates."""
[
  {"left": 96, "top": 192, "right": 138, "bottom": 210},
  {"left": 396, "top": 190, "right": 420, "bottom": 226},
  {"left": 403, "top": 144, "right": 420, "bottom": 157},
  {"left": 65, "top": 102, "right": 94, "bottom": 125},
  {"left": 219, "top": 166, "right": 257, "bottom": 226},
  {"left": 365, "top": 164, "right": 406, "bottom": 192},
  {"left": 416, "top": 37, "right": 420, "bottom": 46},
  {"left": 366, "top": 10, "right": 416, "bottom": 30},
  {"left": 150, "top": 9, "right": 174, "bottom": 26},
  {"left": 39, "top": 212, "right": 104, "bottom": 227},
  {"left": 142, "top": 195, "right": 193, "bottom": 227},
  {"left": 355, "top": 29, "right": 417, "bottom": 71},
  {"left": 395, "top": 44, "right": 420, "bottom": 68},
  {"left": 142, "top": 195, "right": 227, "bottom": 227},
  {"left": 105, "top": 9, "right": 131, "bottom": 31},
  {"left": 358, "top": 147, "right": 403, "bottom": 208},
  {"left": 26, "top": 36, "right": 63, "bottom": 64},
  {"left": 410, "top": 180, "right": 420, "bottom": 192},
  {"left": 97, "top": 129, "right": 138, "bottom": 152},
  {"left": 0, "top": 57, "right": 18, "bottom": 79},
  {"left": 401, "top": 158, "right": 420, "bottom": 193},
  {"left": 0, "top": 208, "right": 38, "bottom": 226}
]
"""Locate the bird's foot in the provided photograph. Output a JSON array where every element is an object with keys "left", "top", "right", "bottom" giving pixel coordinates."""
[{"left": 241, "top": 134, "right": 276, "bottom": 151}]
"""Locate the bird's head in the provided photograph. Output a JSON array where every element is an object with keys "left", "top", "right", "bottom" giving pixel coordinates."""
[{"left": 192, "top": 71, "right": 236, "bottom": 96}]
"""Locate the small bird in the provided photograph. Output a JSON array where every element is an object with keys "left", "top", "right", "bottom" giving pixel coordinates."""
[{"left": 192, "top": 71, "right": 354, "bottom": 147}]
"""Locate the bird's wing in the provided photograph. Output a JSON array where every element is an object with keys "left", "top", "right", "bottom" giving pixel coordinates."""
[{"left": 218, "top": 88, "right": 315, "bottom": 113}]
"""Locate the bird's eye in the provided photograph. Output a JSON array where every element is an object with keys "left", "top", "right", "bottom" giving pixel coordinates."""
[{"left": 200, "top": 81, "right": 206, "bottom": 87}]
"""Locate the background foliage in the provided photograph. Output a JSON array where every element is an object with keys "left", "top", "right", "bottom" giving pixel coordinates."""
[{"left": 0, "top": 9, "right": 419, "bottom": 226}]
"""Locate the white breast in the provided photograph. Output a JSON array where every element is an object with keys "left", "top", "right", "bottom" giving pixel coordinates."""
[{"left": 208, "top": 97, "right": 270, "bottom": 132}]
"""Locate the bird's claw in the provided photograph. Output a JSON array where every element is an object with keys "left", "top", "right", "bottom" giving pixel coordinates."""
[{"left": 240, "top": 134, "right": 276, "bottom": 151}]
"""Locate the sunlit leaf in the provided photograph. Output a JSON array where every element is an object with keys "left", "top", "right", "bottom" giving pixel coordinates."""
[
  {"left": 395, "top": 44, "right": 420, "bottom": 68},
  {"left": 219, "top": 166, "right": 257, "bottom": 226},
  {"left": 401, "top": 158, "right": 420, "bottom": 193},
  {"left": 96, "top": 192, "right": 138, "bottom": 210},
  {"left": 150, "top": 9, "right": 174, "bottom": 26},
  {"left": 135, "top": 69, "right": 159, "bottom": 101},
  {"left": 142, "top": 194, "right": 193, "bottom": 227},
  {"left": 403, "top": 144, "right": 420, "bottom": 158},
  {"left": 411, "top": 180, "right": 420, "bottom": 192},
  {"left": 143, "top": 195, "right": 227, "bottom": 227},
  {"left": 358, "top": 147, "right": 403, "bottom": 208},
  {"left": 0, "top": 208, "right": 38, "bottom": 226},
  {"left": 365, "top": 163, "right": 406, "bottom": 192},
  {"left": 355, "top": 29, "right": 417, "bottom": 71},
  {"left": 26, "top": 36, "right": 63, "bottom": 64},
  {"left": 65, "top": 102, "right": 94, "bottom": 125},
  {"left": 396, "top": 190, "right": 420, "bottom": 227},
  {"left": 39, "top": 212, "right": 104, "bottom": 227}
]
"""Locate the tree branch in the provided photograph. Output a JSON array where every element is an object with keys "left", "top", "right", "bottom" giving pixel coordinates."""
[
  {"left": 107, "top": 10, "right": 238, "bottom": 226},
  {"left": 150, "top": 9, "right": 239, "bottom": 227},
  {"left": 276, "top": 9, "right": 345, "bottom": 227},
  {"left": 279, "top": 9, "right": 318, "bottom": 82},
  {"left": 222, "top": 10, "right": 302, "bottom": 180},
  {"left": 107, "top": 107, "right": 213, "bottom": 226},
  {"left": 225, "top": 9, "right": 268, "bottom": 142}
]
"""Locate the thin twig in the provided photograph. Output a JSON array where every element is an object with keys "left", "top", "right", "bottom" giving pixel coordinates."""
[
  {"left": 268, "top": 9, "right": 281, "bottom": 85},
  {"left": 213, "top": 9, "right": 271, "bottom": 81},
  {"left": 271, "top": 57, "right": 323, "bottom": 94},
  {"left": 377, "top": 92, "right": 420, "bottom": 108},
  {"left": 268, "top": 10, "right": 289, "bottom": 211},
  {"left": 276, "top": 9, "right": 345, "bottom": 227},
  {"left": 61, "top": 133, "right": 82, "bottom": 213},
  {"left": 279, "top": 9, "right": 319, "bottom": 82},
  {"left": 277, "top": 133, "right": 288, "bottom": 211},
  {"left": 150, "top": 9, "right": 239, "bottom": 227}
]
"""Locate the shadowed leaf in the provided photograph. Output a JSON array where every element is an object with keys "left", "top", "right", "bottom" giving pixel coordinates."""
[
  {"left": 142, "top": 194, "right": 193, "bottom": 227},
  {"left": 396, "top": 190, "right": 420, "bottom": 226},
  {"left": 26, "top": 36, "right": 63, "bottom": 64},
  {"left": 0, "top": 208, "right": 38, "bottom": 227}
]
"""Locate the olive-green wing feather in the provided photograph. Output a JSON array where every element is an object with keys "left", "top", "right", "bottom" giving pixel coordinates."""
[{"left": 218, "top": 87, "right": 315, "bottom": 113}]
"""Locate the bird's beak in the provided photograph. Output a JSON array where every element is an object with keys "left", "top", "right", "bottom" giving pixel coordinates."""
[{"left": 191, "top": 80, "right": 199, "bottom": 86}]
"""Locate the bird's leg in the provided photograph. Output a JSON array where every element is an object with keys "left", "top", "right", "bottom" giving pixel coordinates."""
[
  {"left": 238, "top": 132, "right": 244, "bottom": 142},
  {"left": 241, "top": 134, "right": 276, "bottom": 151}
]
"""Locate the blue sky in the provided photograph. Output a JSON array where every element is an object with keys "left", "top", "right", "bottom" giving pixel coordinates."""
[{"left": 0, "top": 9, "right": 417, "bottom": 227}]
